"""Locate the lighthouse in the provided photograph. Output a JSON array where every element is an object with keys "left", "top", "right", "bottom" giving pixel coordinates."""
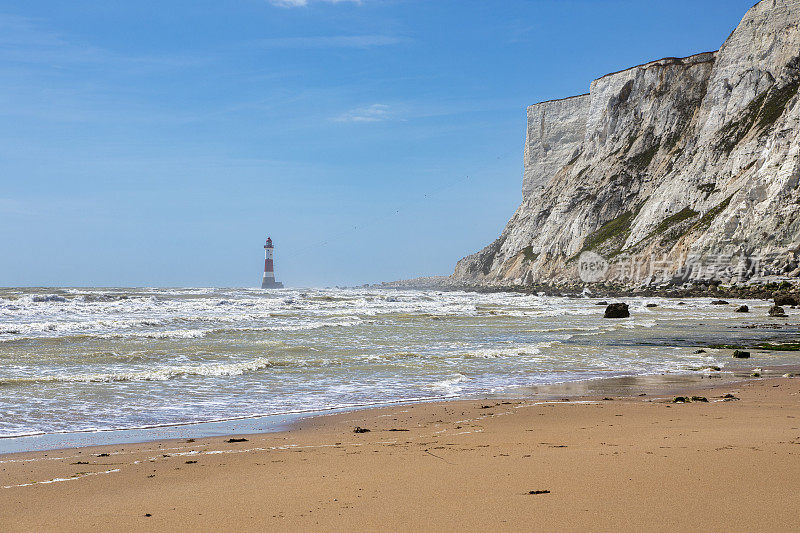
[{"left": 261, "top": 237, "right": 284, "bottom": 289}]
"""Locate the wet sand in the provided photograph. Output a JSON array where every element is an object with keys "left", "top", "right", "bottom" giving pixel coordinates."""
[{"left": 2, "top": 376, "right": 800, "bottom": 531}]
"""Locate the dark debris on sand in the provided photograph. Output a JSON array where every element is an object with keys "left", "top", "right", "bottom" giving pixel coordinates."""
[{"left": 672, "top": 396, "right": 708, "bottom": 403}]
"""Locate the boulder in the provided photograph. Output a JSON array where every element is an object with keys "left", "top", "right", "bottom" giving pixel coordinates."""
[
  {"left": 769, "top": 305, "right": 788, "bottom": 317},
  {"left": 711, "top": 300, "right": 729, "bottom": 305},
  {"left": 604, "top": 303, "right": 630, "bottom": 318},
  {"left": 732, "top": 350, "right": 751, "bottom": 359},
  {"left": 645, "top": 303, "right": 658, "bottom": 308},
  {"left": 734, "top": 305, "right": 749, "bottom": 313},
  {"left": 774, "top": 294, "right": 798, "bottom": 306}
]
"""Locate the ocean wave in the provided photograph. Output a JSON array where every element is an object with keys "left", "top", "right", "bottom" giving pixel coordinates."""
[
  {"left": 429, "top": 374, "right": 468, "bottom": 393},
  {"left": 2, "top": 287, "right": 796, "bottom": 443},
  {"left": 0, "top": 317, "right": 366, "bottom": 342},
  {"left": 32, "top": 295, "right": 68, "bottom": 303},
  {"left": 0, "top": 357, "right": 276, "bottom": 385}
]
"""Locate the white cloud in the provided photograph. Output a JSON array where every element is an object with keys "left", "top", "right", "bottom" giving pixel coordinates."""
[
  {"left": 333, "top": 103, "right": 392, "bottom": 123},
  {"left": 269, "top": 0, "right": 362, "bottom": 7},
  {"left": 252, "top": 34, "right": 400, "bottom": 49}
]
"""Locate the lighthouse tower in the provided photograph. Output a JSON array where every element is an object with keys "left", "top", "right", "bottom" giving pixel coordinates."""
[{"left": 261, "top": 237, "right": 284, "bottom": 289}]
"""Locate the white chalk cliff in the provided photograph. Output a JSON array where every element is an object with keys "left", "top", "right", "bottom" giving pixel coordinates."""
[{"left": 454, "top": 0, "right": 800, "bottom": 286}]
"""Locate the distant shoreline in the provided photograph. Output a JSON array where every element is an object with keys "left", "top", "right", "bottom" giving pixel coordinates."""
[{"left": 377, "top": 276, "right": 800, "bottom": 301}]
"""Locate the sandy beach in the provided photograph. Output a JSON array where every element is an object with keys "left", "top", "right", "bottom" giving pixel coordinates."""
[{"left": 2, "top": 376, "right": 799, "bottom": 532}]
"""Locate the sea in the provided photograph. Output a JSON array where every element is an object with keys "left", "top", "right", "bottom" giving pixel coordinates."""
[{"left": 1, "top": 287, "right": 799, "bottom": 449}]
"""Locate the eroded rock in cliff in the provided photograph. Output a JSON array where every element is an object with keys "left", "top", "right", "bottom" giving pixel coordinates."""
[{"left": 454, "top": 0, "right": 800, "bottom": 287}]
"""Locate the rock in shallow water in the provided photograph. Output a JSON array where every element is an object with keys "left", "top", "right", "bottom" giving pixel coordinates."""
[
  {"left": 604, "top": 303, "right": 630, "bottom": 318},
  {"left": 769, "top": 305, "right": 787, "bottom": 317}
]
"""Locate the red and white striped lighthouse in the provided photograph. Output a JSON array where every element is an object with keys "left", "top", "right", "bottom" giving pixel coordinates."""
[{"left": 261, "top": 237, "right": 284, "bottom": 289}]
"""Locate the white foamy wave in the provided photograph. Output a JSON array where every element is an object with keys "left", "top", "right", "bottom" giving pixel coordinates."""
[
  {"left": 429, "top": 374, "right": 468, "bottom": 393},
  {"left": 460, "top": 343, "right": 546, "bottom": 360},
  {"left": 0, "top": 357, "right": 275, "bottom": 385},
  {"left": 32, "top": 295, "right": 68, "bottom": 303},
  {"left": 137, "top": 329, "right": 211, "bottom": 339},
  {"left": 0, "top": 315, "right": 365, "bottom": 342}
]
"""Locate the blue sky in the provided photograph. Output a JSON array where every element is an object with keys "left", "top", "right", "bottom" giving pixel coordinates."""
[{"left": 0, "top": 0, "right": 756, "bottom": 287}]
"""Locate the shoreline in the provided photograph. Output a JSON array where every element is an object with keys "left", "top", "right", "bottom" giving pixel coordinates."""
[
  {"left": 2, "top": 365, "right": 795, "bottom": 456},
  {"left": 5, "top": 289, "right": 800, "bottom": 458},
  {"left": 377, "top": 277, "right": 800, "bottom": 300},
  {"left": 3, "top": 375, "right": 800, "bottom": 531}
]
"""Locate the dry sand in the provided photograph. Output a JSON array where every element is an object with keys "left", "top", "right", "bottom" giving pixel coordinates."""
[{"left": 2, "top": 377, "right": 800, "bottom": 532}]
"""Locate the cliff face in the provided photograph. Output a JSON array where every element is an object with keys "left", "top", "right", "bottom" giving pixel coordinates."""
[
  {"left": 522, "top": 94, "right": 590, "bottom": 197},
  {"left": 454, "top": 0, "right": 800, "bottom": 287}
]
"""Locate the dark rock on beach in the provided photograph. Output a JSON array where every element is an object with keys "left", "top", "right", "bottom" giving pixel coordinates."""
[
  {"left": 604, "top": 303, "right": 630, "bottom": 318},
  {"left": 735, "top": 305, "right": 749, "bottom": 313},
  {"left": 711, "top": 300, "right": 729, "bottom": 305},
  {"left": 732, "top": 350, "right": 751, "bottom": 359},
  {"left": 353, "top": 427, "right": 371, "bottom": 433},
  {"left": 774, "top": 293, "right": 798, "bottom": 307},
  {"left": 769, "top": 305, "right": 787, "bottom": 317}
]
